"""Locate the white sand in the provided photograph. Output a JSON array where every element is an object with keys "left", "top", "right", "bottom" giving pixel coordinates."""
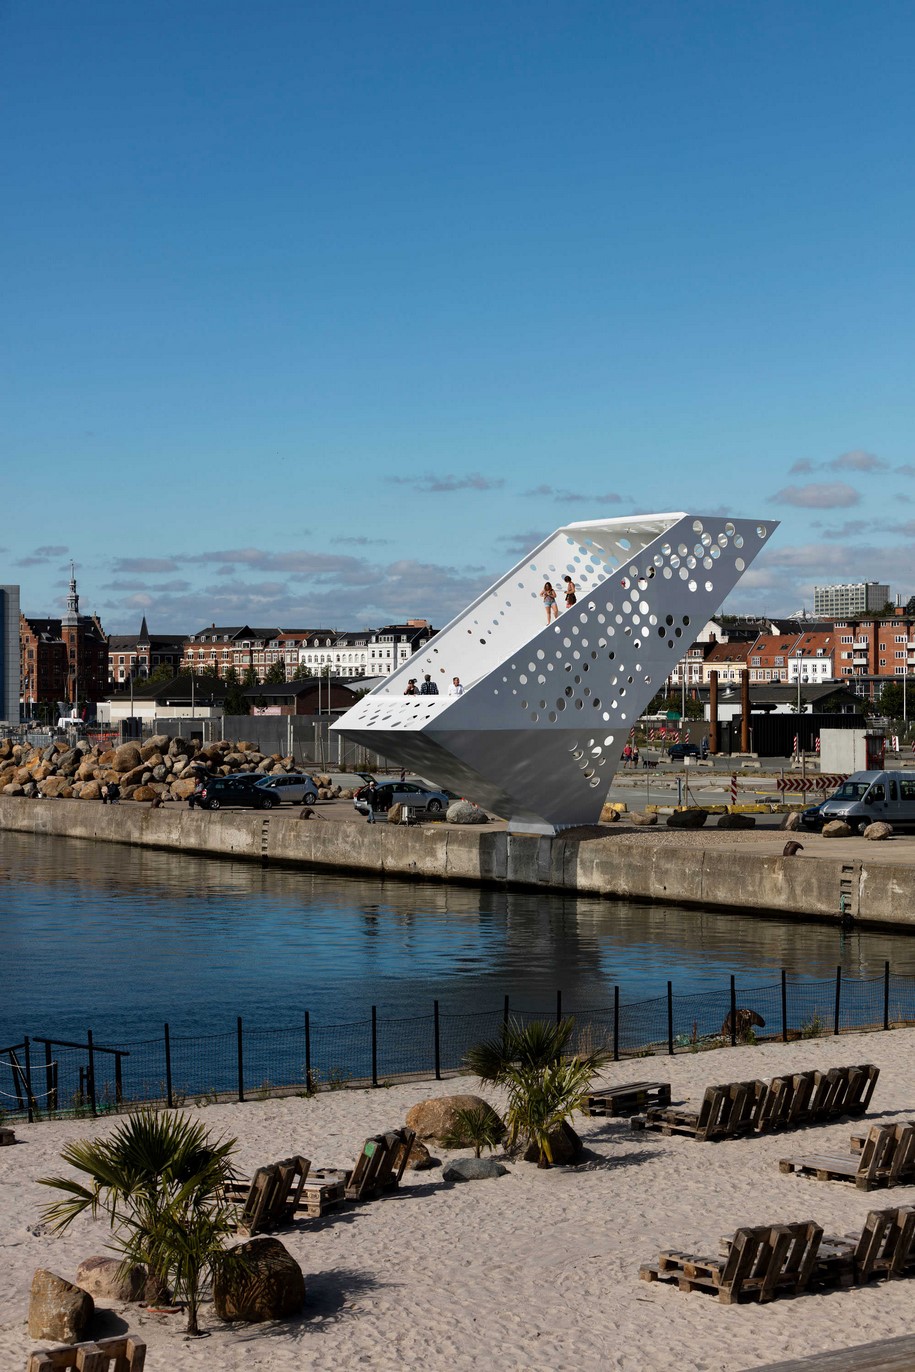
[{"left": 4, "top": 1029, "right": 915, "bottom": 1371}]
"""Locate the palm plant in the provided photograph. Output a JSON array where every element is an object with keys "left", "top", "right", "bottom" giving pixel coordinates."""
[
  {"left": 464, "top": 1018, "right": 605, "bottom": 1168},
  {"left": 39, "top": 1109, "right": 238, "bottom": 1335},
  {"left": 441, "top": 1104, "right": 505, "bottom": 1158}
]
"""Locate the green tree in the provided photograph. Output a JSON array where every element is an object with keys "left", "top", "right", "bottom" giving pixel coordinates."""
[
  {"left": 264, "top": 660, "right": 287, "bottom": 685},
  {"left": 222, "top": 666, "right": 247, "bottom": 717},
  {"left": 39, "top": 1110, "right": 239, "bottom": 1336},
  {"left": 146, "top": 662, "right": 175, "bottom": 686},
  {"left": 464, "top": 1018, "right": 605, "bottom": 1168},
  {"left": 292, "top": 662, "right": 313, "bottom": 680},
  {"left": 877, "top": 681, "right": 906, "bottom": 719}
]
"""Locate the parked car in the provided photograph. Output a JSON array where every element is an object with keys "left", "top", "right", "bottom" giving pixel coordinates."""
[
  {"left": 797, "top": 799, "right": 830, "bottom": 832},
  {"left": 817, "top": 770, "right": 915, "bottom": 835},
  {"left": 254, "top": 773, "right": 319, "bottom": 806},
  {"left": 195, "top": 774, "right": 278, "bottom": 811},
  {"left": 353, "top": 780, "right": 450, "bottom": 816},
  {"left": 667, "top": 742, "right": 701, "bottom": 760}
]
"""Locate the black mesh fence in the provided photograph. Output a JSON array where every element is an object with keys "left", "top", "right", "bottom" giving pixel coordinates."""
[{"left": 3, "top": 964, "right": 915, "bottom": 1121}]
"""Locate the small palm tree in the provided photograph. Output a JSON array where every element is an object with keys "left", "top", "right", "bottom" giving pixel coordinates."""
[
  {"left": 464, "top": 1018, "right": 605, "bottom": 1168},
  {"left": 441, "top": 1104, "right": 505, "bottom": 1158},
  {"left": 39, "top": 1109, "right": 238, "bottom": 1335}
]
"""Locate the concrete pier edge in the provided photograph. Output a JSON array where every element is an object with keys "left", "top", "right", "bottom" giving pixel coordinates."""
[{"left": 1, "top": 795, "right": 913, "bottom": 929}]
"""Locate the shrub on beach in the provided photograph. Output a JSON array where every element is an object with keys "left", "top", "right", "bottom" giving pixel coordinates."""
[{"left": 464, "top": 1018, "right": 605, "bottom": 1168}]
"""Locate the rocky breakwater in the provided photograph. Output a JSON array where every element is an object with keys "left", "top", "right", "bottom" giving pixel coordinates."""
[{"left": 0, "top": 735, "right": 342, "bottom": 805}]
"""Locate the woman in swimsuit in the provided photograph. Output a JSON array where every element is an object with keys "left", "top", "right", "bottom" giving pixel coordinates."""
[
  {"left": 540, "top": 581, "right": 559, "bottom": 623},
  {"left": 563, "top": 575, "right": 577, "bottom": 608}
]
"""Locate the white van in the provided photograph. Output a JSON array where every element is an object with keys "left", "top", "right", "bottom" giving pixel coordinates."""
[{"left": 819, "top": 770, "right": 915, "bottom": 834}]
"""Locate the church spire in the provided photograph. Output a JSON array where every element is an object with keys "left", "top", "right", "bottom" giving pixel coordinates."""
[
  {"left": 62, "top": 562, "right": 80, "bottom": 625},
  {"left": 139, "top": 614, "right": 149, "bottom": 640}
]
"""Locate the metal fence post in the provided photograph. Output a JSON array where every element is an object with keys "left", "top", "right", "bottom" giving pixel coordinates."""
[
  {"left": 87, "top": 1029, "right": 97, "bottom": 1117},
  {"left": 371, "top": 1006, "right": 378, "bottom": 1087},
  {"left": 503, "top": 994, "right": 509, "bottom": 1029},
  {"left": 556, "top": 989, "right": 562, "bottom": 1025},
  {"left": 729, "top": 975, "right": 737, "bottom": 1047},
  {"left": 44, "top": 1039, "right": 56, "bottom": 1113},
  {"left": 236, "top": 1017, "right": 245, "bottom": 1102},
  {"left": 164, "top": 1023, "right": 173, "bottom": 1109},
  {"left": 433, "top": 1000, "right": 441, "bottom": 1081},
  {"left": 834, "top": 966, "right": 842, "bottom": 1036},
  {"left": 613, "top": 985, "right": 620, "bottom": 1063},
  {"left": 23, "top": 1037, "right": 33, "bottom": 1123},
  {"left": 305, "top": 1011, "right": 312, "bottom": 1093},
  {"left": 781, "top": 969, "right": 788, "bottom": 1043},
  {"left": 884, "top": 961, "right": 890, "bottom": 1031},
  {"left": 667, "top": 981, "right": 674, "bottom": 1056},
  {"left": 114, "top": 1052, "right": 123, "bottom": 1106}
]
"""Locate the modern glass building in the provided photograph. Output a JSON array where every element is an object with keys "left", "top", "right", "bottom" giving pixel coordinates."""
[{"left": 0, "top": 584, "right": 21, "bottom": 724}]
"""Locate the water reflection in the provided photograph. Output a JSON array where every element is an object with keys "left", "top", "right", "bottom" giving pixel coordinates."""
[{"left": 2, "top": 830, "right": 912, "bottom": 1045}]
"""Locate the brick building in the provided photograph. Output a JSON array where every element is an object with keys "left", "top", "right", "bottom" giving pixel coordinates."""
[
  {"left": 20, "top": 569, "right": 108, "bottom": 713},
  {"left": 108, "top": 616, "right": 185, "bottom": 684}
]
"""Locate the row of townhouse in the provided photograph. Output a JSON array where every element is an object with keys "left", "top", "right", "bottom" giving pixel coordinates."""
[
  {"left": 176, "top": 619, "right": 435, "bottom": 683},
  {"left": 667, "top": 613, "right": 915, "bottom": 701}
]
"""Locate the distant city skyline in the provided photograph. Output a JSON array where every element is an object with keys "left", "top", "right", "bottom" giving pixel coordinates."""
[{"left": 4, "top": 2, "right": 915, "bottom": 630}]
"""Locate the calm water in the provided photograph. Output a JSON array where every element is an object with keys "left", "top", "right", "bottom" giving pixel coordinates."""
[{"left": 1, "top": 830, "right": 912, "bottom": 1049}]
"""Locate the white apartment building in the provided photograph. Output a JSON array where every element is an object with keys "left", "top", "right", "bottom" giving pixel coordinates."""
[{"left": 296, "top": 621, "right": 435, "bottom": 679}]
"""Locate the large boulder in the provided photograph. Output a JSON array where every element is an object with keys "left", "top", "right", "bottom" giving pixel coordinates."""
[
  {"left": 822, "top": 820, "right": 852, "bottom": 838},
  {"left": 666, "top": 809, "right": 709, "bottom": 829},
  {"left": 865, "top": 822, "right": 894, "bottom": 841},
  {"left": 405, "top": 1094, "right": 502, "bottom": 1145},
  {"left": 112, "top": 743, "right": 142, "bottom": 773},
  {"left": 405, "top": 1140, "right": 438, "bottom": 1170},
  {"left": 131, "top": 786, "right": 158, "bottom": 802},
  {"left": 780, "top": 810, "right": 802, "bottom": 831},
  {"left": 140, "top": 735, "right": 171, "bottom": 760},
  {"left": 598, "top": 804, "right": 621, "bottom": 823},
  {"left": 630, "top": 811, "right": 657, "bottom": 826},
  {"left": 442, "top": 1158, "right": 508, "bottom": 1183},
  {"left": 717, "top": 812, "right": 756, "bottom": 829},
  {"left": 213, "top": 1236, "right": 305, "bottom": 1323},
  {"left": 522, "top": 1121, "right": 584, "bottom": 1166},
  {"left": 80, "top": 781, "right": 102, "bottom": 801},
  {"left": 172, "top": 776, "right": 198, "bottom": 800},
  {"left": 75, "top": 1256, "right": 148, "bottom": 1303},
  {"left": 387, "top": 803, "right": 405, "bottom": 824},
  {"left": 28, "top": 1269, "right": 93, "bottom": 1341},
  {"left": 446, "top": 800, "right": 488, "bottom": 824},
  {"left": 55, "top": 748, "right": 82, "bottom": 776},
  {"left": 38, "top": 777, "right": 72, "bottom": 799}
]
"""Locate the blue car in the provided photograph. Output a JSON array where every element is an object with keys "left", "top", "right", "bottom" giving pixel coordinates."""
[{"left": 667, "top": 742, "right": 701, "bottom": 760}]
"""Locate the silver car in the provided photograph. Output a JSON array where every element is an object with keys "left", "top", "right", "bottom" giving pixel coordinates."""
[
  {"left": 254, "top": 773, "right": 320, "bottom": 806},
  {"left": 353, "top": 780, "right": 450, "bottom": 816}
]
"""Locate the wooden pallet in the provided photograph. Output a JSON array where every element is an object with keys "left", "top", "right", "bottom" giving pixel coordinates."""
[
  {"left": 27, "top": 1334, "right": 146, "bottom": 1371},
  {"left": 633, "top": 1080, "right": 766, "bottom": 1141},
  {"left": 225, "top": 1154, "right": 311, "bottom": 1234},
  {"left": 779, "top": 1124, "right": 905, "bottom": 1191},
  {"left": 584, "top": 1080, "right": 671, "bottom": 1117},
  {"left": 297, "top": 1168, "right": 349, "bottom": 1217},
  {"left": 641, "top": 1222, "right": 823, "bottom": 1304}
]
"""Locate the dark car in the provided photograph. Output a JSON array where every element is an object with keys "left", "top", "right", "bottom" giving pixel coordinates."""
[
  {"left": 667, "top": 742, "right": 701, "bottom": 760},
  {"left": 797, "top": 800, "right": 829, "bottom": 832},
  {"left": 195, "top": 774, "right": 278, "bottom": 811}
]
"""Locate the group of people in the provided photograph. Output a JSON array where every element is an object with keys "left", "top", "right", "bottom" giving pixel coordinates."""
[
  {"left": 622, "top": 742, "right": 640, "bottom": 769},
  {"left": 403, "top": 674, "right": 463, "bottom": 697},
  {"left": 540, "top": 575, "right": 577, "bottom": 624}
]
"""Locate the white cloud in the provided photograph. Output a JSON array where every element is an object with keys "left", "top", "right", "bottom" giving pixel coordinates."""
[{"left": 770, "top": 482, "right": 861, "bottom": 509}]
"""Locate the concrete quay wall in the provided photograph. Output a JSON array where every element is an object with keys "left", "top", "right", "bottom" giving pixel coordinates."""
[{"left": 1, "top": 796, "right": 913, "bottom": 928}]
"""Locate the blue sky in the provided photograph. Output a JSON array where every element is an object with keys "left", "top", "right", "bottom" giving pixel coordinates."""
[{"left": 3, "top": 0, "right": 915, "bottom": 632}]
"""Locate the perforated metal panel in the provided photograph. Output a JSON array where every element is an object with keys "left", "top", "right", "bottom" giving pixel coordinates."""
[{"left": 332, "top": 512, "right": 776, "bottom": 831}]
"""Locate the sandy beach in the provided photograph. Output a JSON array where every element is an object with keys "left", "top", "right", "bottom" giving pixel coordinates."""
[{"left": 4, "top": 1028, "right": 915, "bottom": 1371}]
